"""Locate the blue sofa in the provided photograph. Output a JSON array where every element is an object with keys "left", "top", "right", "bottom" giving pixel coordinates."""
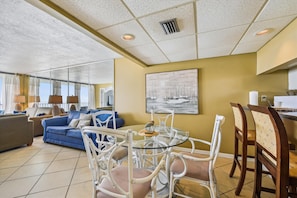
[{"left": 42, "top": 110, "right": 125, "bottom": 150}]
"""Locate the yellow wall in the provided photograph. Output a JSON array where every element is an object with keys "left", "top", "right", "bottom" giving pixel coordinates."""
[
  {"left": 95, "top": 83, "right": 113, "bottom": 108},
  {"left": 114, "top": 53, "right": 288, "bottom": 154},
  {"left": 257, "top": 18, "right": 297, "bottom": 74}
]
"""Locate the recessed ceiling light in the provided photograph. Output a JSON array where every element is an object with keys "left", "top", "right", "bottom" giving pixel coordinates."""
[
  {"left": 121, "top": 34, "right": 135, "bottom": 41},
  {"left": 256, "top": 28, "right": 273, "bottom": 36}
]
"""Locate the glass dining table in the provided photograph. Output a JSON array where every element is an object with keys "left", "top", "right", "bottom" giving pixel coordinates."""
[
  {"left": 118, "top": 124, "right": 189, "bottom": 197},
  {"left": 118, "top": 124, "right": 189, "bottom": 149}
]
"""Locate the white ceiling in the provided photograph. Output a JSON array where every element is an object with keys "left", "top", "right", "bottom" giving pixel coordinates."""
[{"left": 1, "top": 0, "right": 297, "bottom": 84}]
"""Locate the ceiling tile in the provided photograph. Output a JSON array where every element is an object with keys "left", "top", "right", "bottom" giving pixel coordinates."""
[
  {"left": 198, "top": 25, "right": 248, "bottom": 50},
  {"left": 125, "top": 43, "right": 166, "bottom": 60},
  {"left": 256, "top": 0, "right": 297, "bottom": 22},
  {"left": 238, "top": 16, "right": 296, "bottom": 43},
  {"left": 122, "top": 0, "right": 193, "bottom": 17},
  {"left": 157, "top": 35, "right": 197, "bottom": 61},
  {"left": 51, "top": 0, "right": 133, "bottom": 30},
  {"left": 139, "top": 3, "right": 195, "bottom": 42},
  {"left": 196, "top": 0, "right": 266, "bottom": 33},
  {"left": 198, "top": 46, "right": 233, "bottom": 59},
  {"left": 98, "top": 20, "right": 154, "bottom": 48}
]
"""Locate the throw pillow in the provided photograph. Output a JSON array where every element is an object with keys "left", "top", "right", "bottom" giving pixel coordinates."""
[
  {"left": 79, "top": 113, "right": 92, "bottom": 120},
  {"left": 67, "top": 110, "right": 80, "bottom": 124},
  {"left": 68, "top": 118, "right": 79, "bottom": 128},
  {"left": 77, "top": 119, "right": 91, "bottom": 129}
]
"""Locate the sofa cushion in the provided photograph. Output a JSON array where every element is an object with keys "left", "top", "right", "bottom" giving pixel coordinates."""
[
  {"left": 68, "top": 118, "right": 79, "bottom": 128},
  {"left": 66, "top": 129, "right": 83, "bottom": 138},
  {"left": 46, "top": 126, "right": 71, "bottom": 135},
  {"left": 67, "top": 111, "right": 81, "bottom": 124}
]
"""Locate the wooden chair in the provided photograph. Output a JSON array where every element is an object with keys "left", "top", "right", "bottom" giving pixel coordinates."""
[
  {"left": 82, "top": 127, "right": 167, "bottom": 198},
  {"left": 248, "top": 105, "right": 297, "bottom": 197},
  {"left": 229, "top": 102, "right": 256, "bottom": 195},
  {"left": 169, "top": 115, "right": 225, "bottom": 198}
]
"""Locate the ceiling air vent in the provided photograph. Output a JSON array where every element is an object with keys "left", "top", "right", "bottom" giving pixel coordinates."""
[{"left": 160, "top": 18, "right": 180, "bottom": 35}]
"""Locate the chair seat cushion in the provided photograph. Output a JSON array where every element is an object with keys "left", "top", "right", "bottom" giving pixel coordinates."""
[
  {"left": 238, "top": 129, "right": 256, "bottom": 141},
  {"left": 289, "top": 151, "right": 297, "bottom": 178},
  {"left": 170, "top": 152, "right": 210, "bottom": 181},
  {"left": 97, "top": 166, "right": 152, "bottom": 198}
]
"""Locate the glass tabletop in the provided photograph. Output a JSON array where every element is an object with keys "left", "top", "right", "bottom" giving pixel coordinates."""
[{"left": 119, "top": 124, "right": 189, "bottom": 149}]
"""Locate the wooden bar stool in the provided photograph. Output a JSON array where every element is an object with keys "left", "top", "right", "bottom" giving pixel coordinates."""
[
  {"left": 229, "top": 102, "right": 256, "bottom": 195},
  {"left": 248, "top": 105, "right": 297, "bottom": 197}
]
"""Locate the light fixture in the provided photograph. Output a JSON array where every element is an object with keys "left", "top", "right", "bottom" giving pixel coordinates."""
[
  {"left": 48, "top": 95, "right": 62, "bottom": 116},
  {"left": 121, "top": 33, "right": 135, "bottom": 41},
  {"left": 67, "top": 96, "right": 79, "bottom": 111},
  {"left": 14, "top": 95, "right": 26, "bottom": 111},
  {"left": 255, "top": 28, "right": 273, "bottom": 36}
]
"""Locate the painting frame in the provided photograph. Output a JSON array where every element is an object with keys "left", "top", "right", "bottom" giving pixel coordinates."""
[{"left": 145, "top": 68, "right": 198, "bottom": 114}]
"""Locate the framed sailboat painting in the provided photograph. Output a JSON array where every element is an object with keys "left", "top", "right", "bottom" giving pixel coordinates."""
[{"left": 145, "top": 68, "right": 198, "bottom": 114}]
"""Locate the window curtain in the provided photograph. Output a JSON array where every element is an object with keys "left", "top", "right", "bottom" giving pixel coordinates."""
[
  {"left": 3, "top": 74, "right": 20, "bottom": 113},
  {"left": 29, "top": 77, "right": 40, "bottom": 96},
  {"left": 53, "top": 80, "right": 61, "bottom": 95},
  {"left": 75, "top": 83, "right": 81, "bottom": 110},
  {"left": 88, "top": 84, "right": 95, "bottom": 109}
]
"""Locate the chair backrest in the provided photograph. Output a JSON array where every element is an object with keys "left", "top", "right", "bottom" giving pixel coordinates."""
[
  {"left": 92, "top": 110, "right": 116, "bottom": 129},
  {"left": 81, "top": 126, "right": 132, "bottom": 197},
  {"left": 248, "top": 105, "right": 289, "bottom": 195},
  {"left": 209, "top": 115, "right": 225, "bottom": 164},
  {"left": 150, "top": 108, "right": 174, "bottom": 130},
  {"left": 230, "top": 102, "right": 247, "bottom": 138},
  {"left": 81, "top": 126, "right": 167, "bottom": 197}
]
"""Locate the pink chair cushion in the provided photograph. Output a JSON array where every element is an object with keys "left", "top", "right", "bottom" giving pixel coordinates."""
[
  {"left": 98, "top": 166, "right": 152, "bottom": 198},
  {"left": 170, "top": 152, "right": 210, "bottom": 181}
]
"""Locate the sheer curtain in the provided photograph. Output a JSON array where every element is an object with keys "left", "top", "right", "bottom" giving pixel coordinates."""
[
  {"left": 29, "top": 77, "right": 40, "bottom": 96},
  {"left": 3, "top": 74, "right": 20, "bottom": 113},
  {"left": 53, "top": 80, "right": 61, "bottom": 95},
  {"left": 88, "top": 84, "right": 95, "bottom": 109},
  {"left": 75, "top": 83, "right": 81, "bottom": 110}
]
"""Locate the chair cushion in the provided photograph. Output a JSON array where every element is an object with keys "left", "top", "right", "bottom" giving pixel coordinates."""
[
  {"left": 97, "top": 166, "right": 151, "bottom": 198},
  {"left": 112, "top": 147, "right": 128, "bottom": 161},
  {"left": 289, "top": 151, "right": 297, "bottom": 178},
  {"left": 170, "top": 152, "right": 210, "bottom": 181}
]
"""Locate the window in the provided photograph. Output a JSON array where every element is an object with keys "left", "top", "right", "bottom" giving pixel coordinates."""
[
  {"left": 80, "top": 84, "right": 88, "bottom": 107},
  {"left": 39, "top": 79, "right": 51, "bottom": 106}
]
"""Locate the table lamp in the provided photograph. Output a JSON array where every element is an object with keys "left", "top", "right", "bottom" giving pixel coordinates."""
[
  {"left": 14, "top": 95, "right": 26, "bottom": 111},
  {"left": 29, "top": 95, "right": 40, "bottom": 108},
  {"left": 48, "top": 95, "right": 62, "bottom": 116},
  {"left": 67, "top": 96, "right": 79, "bottom": 111}
]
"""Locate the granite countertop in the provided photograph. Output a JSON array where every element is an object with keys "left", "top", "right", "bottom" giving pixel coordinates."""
[{"left": 279, "top": 112, "right": 297, "bottom": 121}]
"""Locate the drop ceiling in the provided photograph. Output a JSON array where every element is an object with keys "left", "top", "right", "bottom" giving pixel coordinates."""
[{"left": 1, "top": 0, "right": 297, "bottom": 84}]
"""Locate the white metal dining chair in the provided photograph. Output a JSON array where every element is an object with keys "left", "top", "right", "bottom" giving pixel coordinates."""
[
  {"left": 150, "top": 108, "right": 174, "bottom": 134},
  {"left": 92, "top": 110, "right": 127, "bottom": 164},
  {"left": 81, "top": 126, "right": 167, "bottom": 198},
  {"left": 169, "top": 115, "right": 225, "bottom": 198}
]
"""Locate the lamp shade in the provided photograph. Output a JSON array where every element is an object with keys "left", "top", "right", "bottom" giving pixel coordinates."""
[
  {"left": 29, "top": 96, "right": 40, "bottom": 103},
  {"left": 14, "top": 95, "right": 26, "bottom": 103},
  {"left": 67, "top": 96, "right": 79, "bottom": 104},
  {"left": 48, "top": 95, "right": 62, "bottom": 104}
]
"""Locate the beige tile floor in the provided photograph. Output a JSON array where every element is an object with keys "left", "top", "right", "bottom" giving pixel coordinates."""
[{"left": 0, "top": 137, "right": 275, "bottom": 198}]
